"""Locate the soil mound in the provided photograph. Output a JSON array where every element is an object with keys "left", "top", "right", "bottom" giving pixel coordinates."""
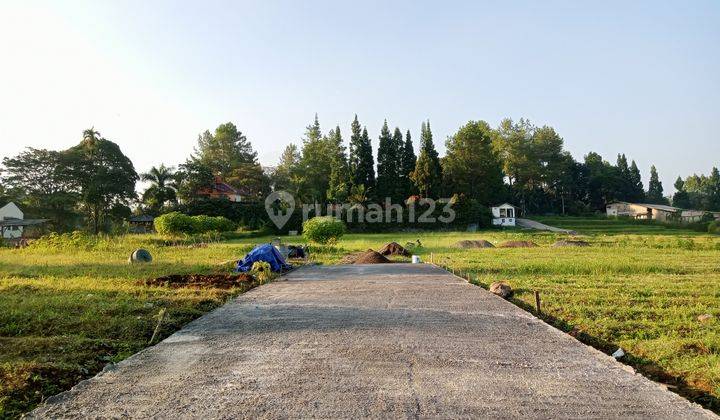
[
  {"left": 455, "top": 240, "right": 495, "bottom": 249},
  {"left": 353, "top": 249, "right": 392, "bottom": 264},
  {"left": 552, "top": 240, "right": 590, "bottom": 247},
  {"left": 378, "top": 242, "right": 410, "bottom": 256},
  {"left": 489, "top": 282, "right": 513, "bottom": 299},
  {"left": 140, "top": 273, "right": 255, "bottom": 289},
  {"left": 497, "top": 240, "right": 538, "bottom": 248}
]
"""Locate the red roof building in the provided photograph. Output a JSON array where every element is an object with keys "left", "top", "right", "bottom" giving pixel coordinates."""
[{"left": 197, "top": 176, "right": 248, "bottom": 202}]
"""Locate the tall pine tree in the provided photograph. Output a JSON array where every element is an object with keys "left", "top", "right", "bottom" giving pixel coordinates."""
[
  {"left": 348, "top": 115, "right": 375, "bottom": 194},
  {"left": 629, "top": 160, "right": 645, "bottom": 201},
  {"left": 298, "top": 114, "right": 332, "bottom": 202},
  {"left": 646, "top": 165, "right": 667, "bottom": 204},
  {"left": 411, "top": 120, "right": 442, "bottom": 197},
  {"left": 398, "top": 130, "right": 417, "bottom": 199},
  {"left": 376, "top": 120, "right": 399, "bottom": 201},
  {"left": 326, "top": 125, "right": 350, "bottom": 203}
]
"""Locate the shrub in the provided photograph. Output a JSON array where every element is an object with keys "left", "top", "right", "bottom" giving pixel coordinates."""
[
  {"left": 154, "top": 212, "right": 195, "bottom": 235},
  {"left": 708, "top": 221, "right": 720, "bottom": 235},
  {"left": 302, "top": 216, "right": 346, "bottom": 244},
  {"left": 155, "top": 212, "right": 236, "bottom": 235}
]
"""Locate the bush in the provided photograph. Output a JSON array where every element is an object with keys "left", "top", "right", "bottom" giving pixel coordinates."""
[
  {"left": 154, "top": 212, "right": 236, "bottom": 235},
  {"left": 302, "top": 216, "right": 346, "bottom": 244},
  {"left": 154, "top": 212, "right": 195, "bottom": 235},
  {"left": 708, "top": 221, "right": 720, "bottom": 235}
]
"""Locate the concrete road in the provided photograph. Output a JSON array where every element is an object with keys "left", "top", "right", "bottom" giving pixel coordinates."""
[{"left": 31, "top": 264, "right": 715, "bottom": 419}]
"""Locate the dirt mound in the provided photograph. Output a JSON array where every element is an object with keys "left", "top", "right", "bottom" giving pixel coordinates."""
[
  {"left": 497, "top": 240, "right": 538, "bottom": 248},
  {"left": 455, "top": 240, "right": 495, "bottom": 249},
  {"left": 352, "top": 249, "right": 392, "bottom": 264},
  {"left": 553, "top": 240, "right": 590, "bottom": 247},
  {"left": 140, "top": 273, "right": 255, "bottom": 289},
  {"left": 378, "top": 242, "right": 410, "bottom": 256},
  {"left": 489, "top": 282, "right": 513, "bottom": 299}
]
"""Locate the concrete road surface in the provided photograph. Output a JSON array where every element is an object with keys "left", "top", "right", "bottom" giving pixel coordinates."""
[{"left": 30, "top": 264, "right": 715, "bottom": 419}]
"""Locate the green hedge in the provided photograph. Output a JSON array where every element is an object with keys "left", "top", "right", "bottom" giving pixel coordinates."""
[{"left": 154, "top": 212, "right": 236, "bottom": 235}]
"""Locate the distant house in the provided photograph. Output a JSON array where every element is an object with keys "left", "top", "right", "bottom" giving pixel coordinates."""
[
  {"left": 128, "top": 215, "right": 155, "bottom": 234},
  {"left": 197, "top": 176, "right": 248, "bottom": 202},
  {"left": 491, "top": 203, "right": 519, "bottom": 227},
  {"left": 0, "top": 202, "right": 24, "bottom": 239},
  {"left": 606, "top": 201, "right": 717, "bottom": 223}
]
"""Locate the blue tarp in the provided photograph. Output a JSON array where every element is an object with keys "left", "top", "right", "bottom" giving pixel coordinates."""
[{"left": 235, "top": 243, "right": 290, "bottom": 273}]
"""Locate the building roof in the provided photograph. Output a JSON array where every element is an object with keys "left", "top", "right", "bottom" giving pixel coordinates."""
[
  {"left": 608, "top": 201, "right": 681, "bottom": 213},
  {"left": 492, "top": 203, "right": 519, "bottom": 209},
  {"left": 0, "top": 218, "right": 48, "bottom": 227},
  {"left": 129, "top": 215, "right": 155, "bottom": 222}
]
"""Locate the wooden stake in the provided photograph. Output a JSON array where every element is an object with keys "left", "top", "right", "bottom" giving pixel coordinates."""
[
  {"left": 149, "top": 308, "right": 167, "bottom": 345},
  {"left": 534, "top": 291, "right": 541, "bottom": 314}
]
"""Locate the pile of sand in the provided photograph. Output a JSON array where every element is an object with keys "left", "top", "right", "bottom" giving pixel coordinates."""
[
  {"left": 455, "top": 240, "right": 495, "bottom": 249},
  {"left": 139, "top": 273, "right": 255, "bottom": 289},
  {"left": 497, "top": 241, "right": 539, "bottom": 248},
  {"left": 379, "top": 242, "right": 410, "bottom": 256},
  {"left": 352, "top": 249, "right": 392, "bottom": 264},
  {"left": 552, "top": 240, "right": 590, "bottom": 247}
]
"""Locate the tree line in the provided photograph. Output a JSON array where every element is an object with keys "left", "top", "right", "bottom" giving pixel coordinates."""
[{"left": 2, "top": 116, "right": 719, "bottom": 234}]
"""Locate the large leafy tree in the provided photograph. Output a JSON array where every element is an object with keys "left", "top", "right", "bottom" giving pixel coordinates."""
[
  {"left": 67, "top": 129, "right": 138, "bottom": 233},
  {"left": 398, "top": 130, "right": 416, "bottom": 199},
  {"left": 443, "top": 120, "right": 505, "bottom": 204},
  {"left": 192, "top": 122, "right": 268, "bottom": 198},
  {"left": 411, "top": 121, "right": 442, "bottom": 198},
  {"left": 646, "top": 165, "right": 667, "bottom": 204},
  {"left": 375, "top": 120, "right": 398, "bottom": 202},
  {"left": 140, "top": 164, "right": 177, "bottom": 215},
  {"left": 2, "top": 147, "right": 80, "bottom": 231}
]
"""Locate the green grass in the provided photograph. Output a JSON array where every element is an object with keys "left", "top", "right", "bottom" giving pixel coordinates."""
[{"left": 1, "top": 217, "right": 719, "bottom": 416}]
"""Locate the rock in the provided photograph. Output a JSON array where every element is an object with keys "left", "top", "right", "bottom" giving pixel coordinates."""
[
  {"left": 129, "top": 248, "right": 152, "bottom": 264},
  {"left": 612, "top": 348, "right": 625, "bottom": 359},
  {"left": 697, "top": 314, "right": 713, "bottom": 323},
  {"left": 489, "top": 282, "right": 513, "bottom": 299}
]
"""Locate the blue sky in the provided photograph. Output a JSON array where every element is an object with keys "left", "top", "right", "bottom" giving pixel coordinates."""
[{"left": 1, "top": 0, "right": 718, "bottom": 192}]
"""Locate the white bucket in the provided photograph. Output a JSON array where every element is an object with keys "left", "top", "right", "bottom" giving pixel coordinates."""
[{"left": 411, "top": 255, "right": 421, "bottom": 264}]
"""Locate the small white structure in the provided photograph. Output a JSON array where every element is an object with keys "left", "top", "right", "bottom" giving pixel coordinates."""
[
  {"left": 0, "top": 202, "right": 24, "bottom": 239},
  {"left": 492, "top": 203, "right": 519, "bottom": 227}
]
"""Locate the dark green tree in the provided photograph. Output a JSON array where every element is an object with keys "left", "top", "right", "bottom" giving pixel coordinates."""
[
  {"left": 2, "top": 147, "right": 80, "bottom": 231},
  {"left": 348, "top": 115, "right": 375, "bottom": 193},
  {"left": 272, "top": 143, "right": 301, "bottom": 193},
  {"left": 298, "top": 114, "right": 332, "bottom": 202},
  {"left": 442, "top": 120, "right": 504, "bottom": 204},
  {"left": 327, "top": 125, "right": 350, "bottom": 203},
  {"left": 398, "top": 130, "right": 417, "bottom": 199},
  {"left": 646, "top": 165, "right": 667, "bottom": 204},
  {"left": 375, "top": 120, "right": 398, "bottom": 201},
  {"left": 672, "top": 177, "right": 691, "bottom": 208},
  {"left": 411, "top": 120, "right": 442, "bottom": 197},
  {"left": 67, "top": 128, "right": 138, "bottom": 233},
  {"left": 628, "top": 160, "right": 645, "bottom": 201},
  {"left": 176, "top": 158, "right": 214, "bottom": 202}
]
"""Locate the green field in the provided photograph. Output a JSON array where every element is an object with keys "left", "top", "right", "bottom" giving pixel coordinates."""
[{"left": 1, "top": 217, "right": 719, "bottom": 417}]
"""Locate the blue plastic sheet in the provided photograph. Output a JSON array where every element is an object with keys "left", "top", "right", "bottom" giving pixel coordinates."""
[{"left": 235, "top": 243, "right": 290, "bottom": 272}]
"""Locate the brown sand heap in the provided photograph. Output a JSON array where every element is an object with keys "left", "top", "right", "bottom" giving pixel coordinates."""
[
  {"left": 552, "top": 240, "right": 590, "bottom": 247},
  {"left": 455, "top": 240, "right": 495, "bottom": 249},
  {"left": 497, "top": 240, "right": 539, "bottom": 248},
  {"left": 353, "top": 249, "right": 392, "bottom": 264},
  {"left": 140, "top": 273, "right": 255, "bottom": 289},
  {"left": 378, "top": 242, "right": 410, "bottom": 256}
]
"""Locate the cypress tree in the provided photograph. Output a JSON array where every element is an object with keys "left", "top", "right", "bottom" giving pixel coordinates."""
[
  {"left": 672, "top": 177, "right": 691, "bottom": 208},
  {"left": 348, "top": 115, "right": 363, "bottom": 186},
  {"left": 629, "top": 160, "right": 645, "bottom": 201},
  {"left": 376, "top": 120, "right": 398, "bottom": 201},
  {"left": 399, "top": 130, "right": 417, "bottom": 199},
  {"left": 411, "top": 120, "right": 442, "bottom": 197},
  {"left": 647, "top": 165, "right": 666, "bottom": 204},
  {"left": 326, "top": 125, "right": 350, "bottom": 203}
]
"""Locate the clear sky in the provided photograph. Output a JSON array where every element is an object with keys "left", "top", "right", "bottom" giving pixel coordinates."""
[{"left": 1, "top": 0, "right": 718, "bottom": 192}]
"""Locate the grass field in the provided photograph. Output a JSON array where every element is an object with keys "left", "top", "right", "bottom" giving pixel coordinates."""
[{"left": 1, "top": 217, "right": 719, "bottom": 417}]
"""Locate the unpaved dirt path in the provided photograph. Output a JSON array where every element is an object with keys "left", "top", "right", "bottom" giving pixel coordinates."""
[{"left": 30, "top": 264, "right": 714, "bottom": 419}]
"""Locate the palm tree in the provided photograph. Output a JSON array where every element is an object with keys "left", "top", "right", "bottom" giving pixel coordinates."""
[{"left": 140, "top": 164, "right": 177, "bottom": 214}]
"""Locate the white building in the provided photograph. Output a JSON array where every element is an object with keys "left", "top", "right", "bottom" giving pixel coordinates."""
[
  {"left": 491, "top": 203, "right": 519, "bottom": 227},
  {"left": 0, "top": 202, "right": 24, "bottom": 239}
]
